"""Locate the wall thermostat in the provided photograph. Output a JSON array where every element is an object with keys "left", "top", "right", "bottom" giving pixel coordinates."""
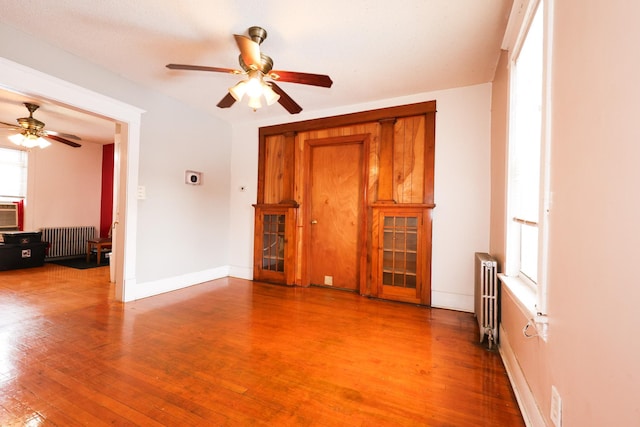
[{"left": 185, "top": 170, "right": 202, "bottom": 185}]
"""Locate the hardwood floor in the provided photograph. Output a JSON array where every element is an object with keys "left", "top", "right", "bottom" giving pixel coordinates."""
[{"left": 0, "top": 264, "right": 524, "bottom": 426}]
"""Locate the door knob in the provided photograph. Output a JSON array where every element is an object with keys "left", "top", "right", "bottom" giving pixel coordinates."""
[{"left": 311, "top": 220, "right": 318, "bottom": 224}]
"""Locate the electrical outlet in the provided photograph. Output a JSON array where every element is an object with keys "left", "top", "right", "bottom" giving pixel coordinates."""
[
  {"left": 550, "top": 385, "right": 562, "bottom": 427},
  {"left": 324, "top": 276, "right": 333, "bottom": 286}
]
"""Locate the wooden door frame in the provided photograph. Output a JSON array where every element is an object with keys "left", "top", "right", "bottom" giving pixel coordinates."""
[{"left": 301, "top": 134, "right": 370, "bottom": 294}]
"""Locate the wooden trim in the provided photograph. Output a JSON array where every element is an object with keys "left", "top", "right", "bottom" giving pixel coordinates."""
[
  {"left": 259, "top": 100, "right": 437, "bottom": 137},
  {"left": 423, "top": 111, "right": 436, "bottom": 205},
  {"left": 253, "top": 202, "right": 300, "bottom": 209},
  {"left": 370, "top": 203, "right": 436, "bottom": 209},
  {"left": 256, "top": 136, "right": 267, "bottom": 205},
  {"left": 420, "top": 208, "right": 433, "bottom": 305},
  {"left": 377, "top": 118, "right": 396, "bottom": 202},
  {"left": 513, "top": 217, "right": 538, "bottom": 227},
  {"left": 282, "top": 132, "right": 296, "bottom": 202},
  {"left": 359, "top": 136, "right": 371, "bottom": 295},
  {"left": 305, "top": 134, "right": 370, "bottom": 147}
]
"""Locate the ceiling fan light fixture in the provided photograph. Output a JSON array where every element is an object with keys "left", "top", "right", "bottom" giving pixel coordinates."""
[
  {"left": 9, "top": 131, "right": 49, "bottom": 149},
  {"left": 37, "top": 137, "right": 51, "bottom": 149},
  {"left": 263, "top": 83, "right": 280, "bottom": 106},
  {"left": 229, "top": 80, "right": 247, "bottom": 101},
  {"left": 247, "top": 95, "right": 262, "bottom": 110},
  {"left": 8, "top": 133, "right": 25, "bottom": 146},
  {"left": 228, "top": 70, "right": 280, "bottom": 110},
  {"left": 245, "top": 71, "right": 264, "bottom": 99},
  {"left": 23, "top": 134, "right": 40, "bottom": 149}
]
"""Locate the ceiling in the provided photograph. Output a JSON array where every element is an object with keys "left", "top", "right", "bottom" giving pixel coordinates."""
[{"left": 0, "top": 0, "right": 513, "bottom": 146}]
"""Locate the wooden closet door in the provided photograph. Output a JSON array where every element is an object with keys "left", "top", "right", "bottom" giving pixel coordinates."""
[
  {"left": 306, "top": 139, "right": 364, "bottom": 291},
  {"left": 371, "top": 207, "right": 432, "bottom": 305}
]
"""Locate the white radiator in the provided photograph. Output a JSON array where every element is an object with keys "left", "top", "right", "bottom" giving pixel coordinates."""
[
  {"left": 474, "top": 252, "right": 499, "bottom": 349},
  {"left": 40, "top": 226, "right": 95, "bottom": 259}
]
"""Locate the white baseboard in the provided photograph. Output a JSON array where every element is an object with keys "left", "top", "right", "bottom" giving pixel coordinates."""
[
  {"left": 499, "top": 325, "right": 546, "bottom": 427},
  {"left": 126, "top": 265, "right": 231, "bottom": 301},
  {"left": 228, "top": 265, "right": 253, "bottom": 280},
  {"left": 431, "top": 290, "right": 474, "bottom": 312}
]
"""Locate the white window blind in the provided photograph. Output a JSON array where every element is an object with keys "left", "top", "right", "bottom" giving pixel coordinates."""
[{"left": 0, "top": 146, "right": 28, "bottom": 200}]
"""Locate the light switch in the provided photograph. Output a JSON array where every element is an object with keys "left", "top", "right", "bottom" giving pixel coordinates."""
[{"left": 137, "top": 185, "right": 146, "bottom": 200}]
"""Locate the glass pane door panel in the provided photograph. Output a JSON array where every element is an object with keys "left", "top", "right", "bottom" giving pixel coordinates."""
[
  {"left": 406, "top": 252, "right": 417, "bottom": 273},
  {"left": 382, "top": 215, "right": 418, "bottom": 289},
  {"left": 262, "top": 214, "right": 286, "bottom": 272}
]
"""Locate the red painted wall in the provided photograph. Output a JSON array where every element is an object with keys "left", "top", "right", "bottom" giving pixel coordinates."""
[{"left": 100, "top": 144, "right": 114, "bottom": 238}]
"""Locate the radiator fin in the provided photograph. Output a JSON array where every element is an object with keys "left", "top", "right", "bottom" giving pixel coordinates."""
[
  {"left": 40, "top": 226, "right": 95, "bottom": 259},
  {"left": 474, "top": 252, "right": 499, "bottom": 349}
]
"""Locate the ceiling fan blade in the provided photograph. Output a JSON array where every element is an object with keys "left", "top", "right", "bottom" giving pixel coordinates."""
[
  {"left": 270, "top": 70, "right": 333, "bottom": 88},
  {"left": 45, "top": 134, "right": 81, "bottom": 148},
  {"left": 0, "top": 121, "right": 19, "bottom": 129},
  {"left": 166, "top": 64, "right": 239, "bottom": 74},
  {"left": 216, "top": 93, "right": 236, "bottom": 109},
  {"left": 269, "top": 82, "right": 303, "bottom": 114},
  {"left": 234, "top": 35, "right": 262, "bottom": 70},
  {"left": 46, "top": 130, "right": 81, "bottom": 141}
]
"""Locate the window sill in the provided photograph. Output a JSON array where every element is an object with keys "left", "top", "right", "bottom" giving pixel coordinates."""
[
  {"left": 498, "top": 273, "right": 537, "bottom": 318},
  {"left": 498, "top": 274, "right": 549, "bottom": 341}
]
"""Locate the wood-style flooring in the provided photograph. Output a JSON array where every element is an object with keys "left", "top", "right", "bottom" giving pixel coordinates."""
[{"left": 0, "top": 264, "right": 524, "bottom": 426}]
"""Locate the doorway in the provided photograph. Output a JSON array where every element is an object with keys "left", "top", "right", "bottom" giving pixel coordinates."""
[
  {"left": 0, "top": 57, "right": 143, "bottom": 302},
  {"left": 304, "top": 135, "right": 368, "bottom": 292}
]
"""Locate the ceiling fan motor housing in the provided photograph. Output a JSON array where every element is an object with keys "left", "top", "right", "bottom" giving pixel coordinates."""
[
  {"left": 239, "top": 53, "right": 274, "bottom": 74},
  {"left": 18, "top": 103, "right": 45, "bottom": 134},
  {"left": 248, "top": 26, "right": 267, "bottom": 45}
]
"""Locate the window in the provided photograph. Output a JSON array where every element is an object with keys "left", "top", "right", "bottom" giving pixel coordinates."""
[
  {"left": 0, "top": 146, "right": 28, "bottom": 201},
  {"left": 505, "top": 0, "right": 551, "bottom": 315}
]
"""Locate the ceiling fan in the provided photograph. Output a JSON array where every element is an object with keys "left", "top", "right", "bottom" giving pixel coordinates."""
[
  {"left": 0, "top": 103, "right": 81, "bottom": 148},
  {"left": 166, "top": 26, "right": 333, "bottom": 114}
]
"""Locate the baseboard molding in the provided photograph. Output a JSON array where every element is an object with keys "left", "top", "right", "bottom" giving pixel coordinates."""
[
  {"left": 430, "top": 290, "right": 474, "bottom": 312},
  {"left": 228, "top": 265, "right": 253, "bottom": 280},
  {"left": 126, "top": 265, "right": 231, "bottom": 301},
  {"left": 498, "top": 325, "right": 546, "bottom": 427}
]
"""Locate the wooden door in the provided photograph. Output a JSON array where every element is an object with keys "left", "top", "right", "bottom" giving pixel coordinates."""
[
  {"left": 252, "top": 205, "right": 297, "bottom": 285},
  {"left": 306, "top": 138, "right": 365, "bottom": 291},
  {"left": 371, "top": 207, "right": 432, "bottom": 305}
]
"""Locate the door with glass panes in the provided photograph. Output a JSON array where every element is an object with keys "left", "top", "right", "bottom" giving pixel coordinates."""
[
  {"left": 372, "top": 207, "right": 431, "bottom": 305},
  {"left": 253, "top": 205, "right": 296, "bottom": 285}
]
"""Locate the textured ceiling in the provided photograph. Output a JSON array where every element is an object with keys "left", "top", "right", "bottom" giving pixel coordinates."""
[{"left": 0, "top": 0, "right": 513, "bottom": 144}]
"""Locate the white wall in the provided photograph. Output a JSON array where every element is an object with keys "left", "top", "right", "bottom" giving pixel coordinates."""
[
  {"left": 25, "top": 141, "right": 103, "bottom": 232},
  {"left": 134, "top": 95, "right": 232, "bottom": 284},
  {"left": 227, "top": 123, "right": 259, "bottom": 280},
  {"left": 228, "top": 84, "right": 493, "bottom": 312},
  {"left": 431, "top": 84, "right": 492, "bottom": 311}
]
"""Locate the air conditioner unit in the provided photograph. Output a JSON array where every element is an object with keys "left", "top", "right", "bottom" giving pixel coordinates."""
[{"left": 0, "top": 203, "right": 19, "bottom": 230}]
